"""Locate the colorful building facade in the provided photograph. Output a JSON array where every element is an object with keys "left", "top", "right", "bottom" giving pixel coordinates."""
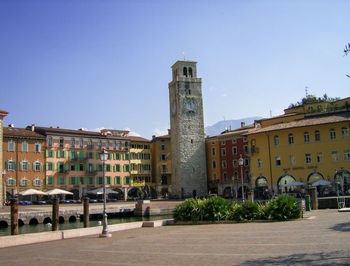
[
  {"left": 151, "top": 132, "right": 171, "bottom": 198},
  {"left": 3, "top": 126, "right": 46, "bottom": 198},
  {"left": 247, "top": 97, "right": 350, "bottom": 197},
  {"left": 0, "top": 110, "right": 8, "bottom": 206},
  {"left": 205, "top": 136, "right": 221, "bottom": 195}
]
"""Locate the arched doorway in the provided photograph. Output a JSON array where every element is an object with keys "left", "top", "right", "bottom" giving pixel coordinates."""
[
  {"left": 307, "top": 172, "right": 324, "bottom": 184},
  {"left": 254, "top": 176, "right": 268, "bottom": 199},
  {"left": 334, "top": 170, "right": 350, "bottom": 195},
  {"left": 277, "top": 174, "right": 296, "bottom": 194}
]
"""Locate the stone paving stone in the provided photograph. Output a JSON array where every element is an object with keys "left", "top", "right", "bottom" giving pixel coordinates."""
[{"left": 0, "top": 209, "right": 349, "bottom": 265}]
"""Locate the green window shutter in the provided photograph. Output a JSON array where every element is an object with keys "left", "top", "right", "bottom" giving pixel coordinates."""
[
  {"left": 64, "top": 163, "right": 67, "bottom": 171},
  {"left": 57, "top": 162, "right": 60, "bottom": 170},
  {"left": 46, "top": 176, "right": 48, "bottom": 185},
  {"left": 79, "top": 151, "right": 84, "bottom": 160},
  {"left": 52, "top": 163, "right": 55, "bottom": 170},
  {"left": 46, "top": 150, "right": 48, "bottom": 157},
  {"left": 76, "top": 164, "right": 79, "bottom": 170},
  {"left": 69, "top": 176, "right": 72, "bottom": 185},
  {"left": 46, "top": 163, "right": 48, "bottom": 170},
  {"left": 68, "top": 151, "right": 71, "bottom": 159},
  {"left": 63, "top": 151, "right": 66, "bottom": 158},
  {"left": 84, "top": 177, "right": 88, "bottom": 185},
  {"left": 96, "top": 152, "right": 99, "bottom": 159},
  {"left": 63, "top": 177, "right": 66, "bottom": 185},
  {"left": 57, "top": 151, "right": 60, "bottom": 158}
]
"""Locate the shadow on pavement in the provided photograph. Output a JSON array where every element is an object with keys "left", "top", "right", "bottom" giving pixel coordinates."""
[
  {"left": 329, "top": 222, "right": 350, "bottom": 232},
  {"left": 241, "top": 250, "right": 350, "bottom": 265}
]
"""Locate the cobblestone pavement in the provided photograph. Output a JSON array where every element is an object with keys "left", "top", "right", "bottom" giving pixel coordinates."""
[{"left": 0, "top": 209, "right": 349, "bottom": 265}]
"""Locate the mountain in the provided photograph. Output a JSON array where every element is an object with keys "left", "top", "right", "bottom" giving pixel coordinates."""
[{"left": 205, "top": 116, "right": 262, "bottom": 137}]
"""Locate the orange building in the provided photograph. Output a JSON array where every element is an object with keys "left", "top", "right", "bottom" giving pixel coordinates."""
[
  {"left": 3, "top": 126, "right": 46, "bottom": 198},
  {"left": 205, "top": 135, "right": 221, "bottom": 195}
]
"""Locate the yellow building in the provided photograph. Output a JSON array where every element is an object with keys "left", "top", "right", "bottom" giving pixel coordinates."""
[
  {"left": 205, "top": 136, "right": 221, "bottom": 195},
  {"left": 247, "top": 97, "right": 350, "bottom": 198},
  {"left": 128, "top": 136, "right": 152, "bottom": 198},
  {"left": 151, "top": 131, "right": 171, "bottom": 198}
]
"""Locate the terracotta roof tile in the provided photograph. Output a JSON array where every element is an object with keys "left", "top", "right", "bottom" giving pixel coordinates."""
[{"left": 3, "top": 127, "right": 46, "bottom": 139}]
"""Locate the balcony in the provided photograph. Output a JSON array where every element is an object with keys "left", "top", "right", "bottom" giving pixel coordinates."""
[
  {"left": 69, "top": 157, "right": 88, "bottom": 162},
  {"left": 86, "top": 170, "right": 97, "bottom": 175},
  {"left": 58, "top": 170, "right": 69, "bottom": 174}
]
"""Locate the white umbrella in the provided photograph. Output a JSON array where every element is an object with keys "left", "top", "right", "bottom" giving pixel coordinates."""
[
  {"left": 46, "top": 188, "right": 73, "bottom": 195},
  {"left": 282, "top": 181, "right": 306, "bottom": 188},
  {"left": 18, "top": 189, "right": 47, "bottom": 196},
  {"left": 312, "top": 180, "right": 332, "bottom": 187},
  {"left": 88, "top": 187, "right": 119, "bottom": 195}
]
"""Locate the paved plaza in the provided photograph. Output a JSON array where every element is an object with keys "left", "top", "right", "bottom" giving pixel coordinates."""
[{"left": 0, "top": 209, "right": 349, "bottom": 265}]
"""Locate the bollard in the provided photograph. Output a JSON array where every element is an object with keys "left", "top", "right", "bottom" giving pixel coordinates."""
[
  {"left": 83, "top": 197, "right": 89, "bottom": 228},
  {"left": 52, "top": 198, "right": 59, "bottom": 231},
  {"left": 310, "top": 187, "right": 318, "bottom": 210},
  {"left": 10, "top": 198, "right": 18, "bottom": 235}
]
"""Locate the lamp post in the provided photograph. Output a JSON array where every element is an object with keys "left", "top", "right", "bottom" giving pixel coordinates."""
[
  {"left": 99, "top": 149, "right": 111, "bottom": 238},
  {"left": 238, "top": 155, "right": 245, "bottom": 201},
  {"left": 231, "top": 177, "right": 234, "bottom": 201},
  {"left": 2, "top": 170, "right": 6, "bottom": 209}
]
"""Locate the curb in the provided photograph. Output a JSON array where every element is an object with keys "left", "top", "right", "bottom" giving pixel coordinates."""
[{"left": 0, "top": 219, "right": 174, "bottom": 249}]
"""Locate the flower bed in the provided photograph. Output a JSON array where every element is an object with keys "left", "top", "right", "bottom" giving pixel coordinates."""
[{"left": 173, "top": 195, "right": 302, "bottom": 223}]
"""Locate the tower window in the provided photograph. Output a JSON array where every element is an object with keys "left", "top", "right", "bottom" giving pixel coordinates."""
[
  {"left": 183, "top": 67, "right": 187, "bottom": 77},
  {"left": 189, "top": 67, "right": 193, "bottom": 77},
  {"left": 191, "top": 139, "right": 193, "bottom": 144}
]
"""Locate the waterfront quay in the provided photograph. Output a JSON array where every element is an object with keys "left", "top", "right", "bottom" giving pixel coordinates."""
[
  {"left": 0, "top": 209, "right": 348, "bottom": 265},
  {"left": 0, "top": 200, "right": 181, "bottom": 226}
]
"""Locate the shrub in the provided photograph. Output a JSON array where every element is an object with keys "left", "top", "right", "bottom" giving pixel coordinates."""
[
  {"left": 229, "top": 201, "right": 260, "bottom": 221},
  {"left": 267, "top": 195, "right": 302, "bottom": 221},
  {"left": 173, "top": 198, "right": 203, "bottom": 222},
  {"left": 201, "top": 196, "right": 232, "bottom": 221}
]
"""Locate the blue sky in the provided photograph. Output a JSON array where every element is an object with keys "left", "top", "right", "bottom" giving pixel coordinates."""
[{"left": 1, "top": 0, "right": 349, "bottom": 138}]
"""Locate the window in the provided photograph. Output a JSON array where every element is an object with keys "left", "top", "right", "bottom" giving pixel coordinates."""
[
  {"left": 33, "top": 178, "right": 42, "bottom": 186},
  {"left": 232, "top": 147, "right": 237, "bottom": 155},
  {"left": 212, "top": 160, "right": 216, "bottom": 169},
  {"left": 115, "top": 164, "right": 121, "bottom": 172},
  {"left": 233, "top": 160, "right": 237, "bottom": 167},
  {"left": 48, "top": 137, "right": 53, "bottom": 146},
  {"left": 6, "top": 160, "right": 16, "bottom": 171},
  {"left": 58, "top": 150, "right": 65, "bottom": 158},
  {"left": 316, "top": 152, "right": 323, "bottom": 163},
  {"left": 223, "top": 172, "right": 227, "bottom": 182},
  {"left": 70, "top": 164, "right": 76, "bottom": 171},
  {"left": 22, "top": 142, "right": 28, "bottom": 152},
  {"left": 8, "top": 140, "right": 14, "bottom": 151},
  {"left": 59, "top": 138, "right": 64, "bottom": 148},
  {"left": 234, "top": 171, "right": 238, "bottom": 180},
  {"left": 79, "top": 139, "right": 84, "bottom": 148},
  {"left": 46, "top": 176, "right": 54, "bottom": 185},
  {"left": 58, "top": 162, "right": 65, "bottom": 173},
  {"left": 222, "top": 160, "right": 227, "bottom": 169},
  {"left": 106, "top": 142, "right": 110, "bottom": 149},
  {"left": 88, "top": 152, "right": 94, "bottom": 159},
  {"left": 244, "top": 145, "right": 248, "bottom": 154},
  {"left": 69, "top": 176, "right": 77, "bottom": 185},
  {"left": 137, "top": 144, "right": 143, "bottom": 149},
  {"left": 71, "top": 138, "right": 75, "bottom": 148},
  {"left": 6, "top": 178, "right": 16, "bottom": 186},
  {"left": 288, "top": 133, "right": 294, "bottom": 144},
  {"left": 160, "top": 154, "right": 167, "bottom": 161},
  {"left": 88, "top": 139, "right": 93, "bottom": 149},
  {"left": 34, "top": 143, "right": 41, "bottom": 153},
  {"left": 106, "top": 164, "right": 111, "bottom": 172},
  {"left": 20, "top": 160, "right": 29, "bottom": 171},
  {"left": 106, "top": 176, "right": 111, "bottom": 185},
  {"left": 273, "top": 136, "right": 279, "bottom": 146},
  {"left": 289, "top": 155, "right": 296, "bottom": 166},
  {"left": 97, "top": 176, "right": 103, "bottom": 185},
  {"left": 232, "top": 138, "right": 236, "bottom": 144},
  {"left": 211, "top": 148, "right": 216, "bottom": 156},
  {"left": 342, "top": 127, "right": 349, "bottom": 139},
  {"left": 244, "top": 158, "right": 249, "bottom": 166},
  {"left": 20, "top": 178, "right": 30, "bottom": 186},
  {"left": 88, "top": 177, "right": 94, "bottom": 185},
  {"left": 275, "top": 156, "right": 281, "bottom": 167},
  {"left": 47, "top": 162, "right": 54, "bottom": 171},
  {"left": 79, "top": 176, "right": 85, "bottom": 185},
  {"left": 330, "top": 129, "right": 336, "bottom": 140},
  {"left": 331, "top": 151, "right": 339, "bottom": 162},
  {"left": 304, "top": 132, "right": 310, "bottom": 143},
  {"left": 161, "top": 176, "right": 167, "bottom": 185},
  {"left": 58, "top": 176, "right": 65, "bottom": 185},
  {"left": 243, "top": 137, "right": 248, "bottom": 142},
  {"left": 344, "top": 150, "right": 350, "bottom": 161},
  {"left": 221, "top": 140, "right": 225, "bottom": 145},
  {"left": 221, "top": 148, "right": 226, "bottom": 156},
  {"left": 47, "top": 150, "right": 54, "bottom": 158},
  {"left": 144, "top": 145, "right": 150, "bottom": 149},
  {"left": 305, "top": 154, "right": 312, "bottom": 164},
  {"left": 112, "top": 141, "right": 116, "bottom": 150},
  {"left": 257, "top": 159, "right": 262, "bottom": 169},
  {"left": 115, "top": 176, "right": 121, "bottom": 185},
  {"left": 315, "top": 130, "right": 321, "bottom": 142},
  {"left": 160, "top": 164, "right": 168, "bottom": 173},
  {"left": 33, "top": 161, "right": 42, "bottom": 171},
  {"left": 98, "top": 141, "right": 102, "bottom": 150}
]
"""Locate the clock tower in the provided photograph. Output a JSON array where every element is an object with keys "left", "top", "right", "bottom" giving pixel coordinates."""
[{"left": 169, "top": 60, "right": 207, "bottom": 198}]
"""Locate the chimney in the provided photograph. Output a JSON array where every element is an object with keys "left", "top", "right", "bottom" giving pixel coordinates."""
[
  {"left": 31, "top": 124, "right": 35, "bottom": 131},
  {"left": 241, "top": 122, "right": 245, "bottom": 128}
]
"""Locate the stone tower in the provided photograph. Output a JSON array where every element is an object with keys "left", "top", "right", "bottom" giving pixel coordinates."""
[{"left": 168, "top": 60, "right": 207, "bottom": 198}]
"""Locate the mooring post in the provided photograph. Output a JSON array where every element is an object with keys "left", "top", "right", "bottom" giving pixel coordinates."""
[
  {"left": 52, "top": 198, "right": 59, "bottom": 231},
  {"left": 83, "top": 197, "right": 89, "bottom": 228},
  {"left": 10, "top": 198, "right": 18, "bottom": 235}
]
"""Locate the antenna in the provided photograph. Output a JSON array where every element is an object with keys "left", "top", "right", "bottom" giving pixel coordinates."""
[
  {"left": 305, "top": 86, "right": 309, "bottom": 97},
  {"left": 182, "top": 51, "right": 186, "bottom": 60},
  {"left": 269, "top": 110, "right": 272, "bottom": 118}
]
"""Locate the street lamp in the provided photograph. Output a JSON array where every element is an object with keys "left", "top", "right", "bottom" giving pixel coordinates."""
[
  {"left": 99, "top": 148, "right": 111, "bottom": 238},
  {"left": 238, "top": 155, "right": 245, "bottom": 201},
  {"left": 2, "top": 170, "right": 6, "bottom": 209}
]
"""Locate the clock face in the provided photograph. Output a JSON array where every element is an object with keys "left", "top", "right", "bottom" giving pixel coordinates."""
[{"left": 183, "top": 97, "right": 196, "bottom": 114}]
